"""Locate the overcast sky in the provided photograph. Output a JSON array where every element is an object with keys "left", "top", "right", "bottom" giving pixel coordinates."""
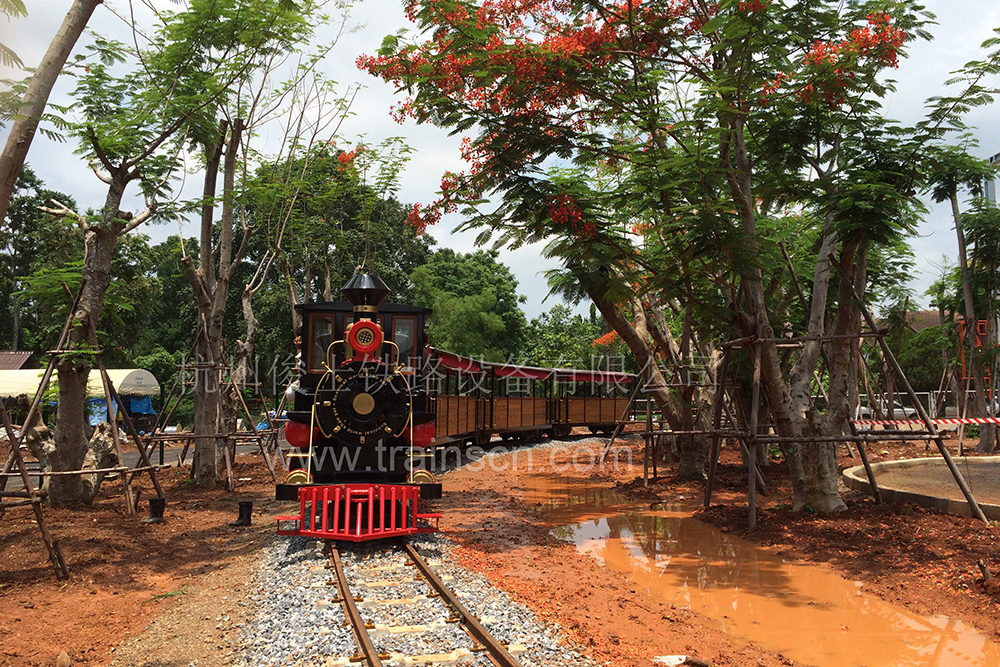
[{"left": 3, "top": 0, "right": 1000, "bottom": 319}]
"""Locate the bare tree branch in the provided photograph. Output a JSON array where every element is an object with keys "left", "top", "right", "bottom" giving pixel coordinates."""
[
  {"left": 38, "top": 198, "right": 89, "bottom": 231},
  {"left": 121, "top": 199, "right": 157, "bottom": 234}
]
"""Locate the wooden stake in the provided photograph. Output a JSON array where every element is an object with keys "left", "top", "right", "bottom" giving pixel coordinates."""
[
  {"left": 229, "top": 377, "right": 277, "bottom": 482},
  {"left": 834, "top": 260, "right": 988, "bottom": 523},
  {"left": 643, "top": 396, "right": 651, "bottom": 487},
  {"left": 97, "top": 365, "right": 135, "bottom": 515},
  {"left": 847, "top": 419, "right": 882, "bottom": 504},
  {"left": 600, "top": 379, "right": 644, "bottom": 463},
  {"left": 0, "top": 402, "right": 69, "bottom": 580},
  {"left": 704, "top": 347, "right": 731, "bottom": 508},
  {"left": 748, "top": 334, "right": 762, "bottom": 530}
]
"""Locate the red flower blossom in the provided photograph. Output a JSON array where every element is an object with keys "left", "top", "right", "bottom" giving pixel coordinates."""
[{"left": 592, "top": 330, "right": 620, "bottom": 347}]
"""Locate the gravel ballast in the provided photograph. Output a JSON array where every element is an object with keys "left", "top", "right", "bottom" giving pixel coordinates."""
[{"left": 233, "top": 531, "right": 602, "bottom": 666}]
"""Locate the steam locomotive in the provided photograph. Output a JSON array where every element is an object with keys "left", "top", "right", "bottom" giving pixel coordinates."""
[
  {"left": 274, "top": 272, "right": 636, "bottom": 541},
  {"left": 275, "top": 273, "right": 441, "bottom": 541}
]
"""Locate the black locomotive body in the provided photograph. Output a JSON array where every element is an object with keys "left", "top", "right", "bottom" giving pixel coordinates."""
[
  {"left": 277, "top": 274, "right": 440, "bottom": 504},
  {"left": 273, "top": 274, "right": 442, "bottom": 542}
]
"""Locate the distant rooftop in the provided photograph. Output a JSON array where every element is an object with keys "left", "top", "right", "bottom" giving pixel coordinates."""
[
  {"left": 906, "top": 310, "right": 943, "bottom": 333},
  {"left": 0, "top": 351, "right": 34, "bottom": 371}
]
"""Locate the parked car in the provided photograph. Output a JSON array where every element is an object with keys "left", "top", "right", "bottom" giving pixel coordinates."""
[{"left": 857, "top": 401, "right": 918, "bottom": 420}]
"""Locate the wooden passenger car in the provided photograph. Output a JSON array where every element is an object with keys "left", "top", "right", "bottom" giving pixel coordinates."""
[{"left": 423, "top": 348, "right": 636, "bottom": 446}]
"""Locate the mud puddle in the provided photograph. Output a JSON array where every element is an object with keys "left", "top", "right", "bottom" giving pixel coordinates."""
[{"left": 524, "top": 475, "right": 1000, "bottom": 667}]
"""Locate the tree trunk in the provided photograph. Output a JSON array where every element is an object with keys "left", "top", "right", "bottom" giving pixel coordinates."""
[
  {"left": 279, "top": 255, "right": 303, "bottom": 332},
  {"left": 187, "top": 124, "right": 226, "bottom": 486},
  {"left": 950, "top": 192, "right": 994, "bottom": 452},
  {"left": 322, "top": 246, "right": 333, "bottom": 301},
  {"left": 720, "top": 109, "right": 845, "bottom": 512},
  {"left": 590, "top": 289, "right": 712, "bottom": 479},
  {"left": 11, "top": 292, "right": 19, "bottom": 350},
  {"left": 185, "top": 119, "right": 245, "bottom": 486},
  {"left": 0, "top": 0, "right": 102, "bottom": 224},
  {"left": 234, "top": 286, "right": 259, "bottom": 391},
  {"left": 796, "top": 241, "right": 865, "bottom": 515},
  {"left": 50, "top": 222, "right": 121, "bottom": 506}
]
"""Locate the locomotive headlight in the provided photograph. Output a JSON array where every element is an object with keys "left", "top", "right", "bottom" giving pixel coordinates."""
[
  {"left": 352, "top": 392, "right": 375, "bottom": 415},
  {"left": 346, "top": 320, "right": 383, "bottom": 360}
]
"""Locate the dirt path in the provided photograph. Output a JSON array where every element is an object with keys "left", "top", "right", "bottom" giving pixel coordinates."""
[{"left": 2, "top": 437, "right": 1000, "bottom": 666}]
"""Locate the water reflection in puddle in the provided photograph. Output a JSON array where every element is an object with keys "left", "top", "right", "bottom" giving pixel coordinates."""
[{"left": 525, "top": 476, "right": 1000, "bottom": 667}]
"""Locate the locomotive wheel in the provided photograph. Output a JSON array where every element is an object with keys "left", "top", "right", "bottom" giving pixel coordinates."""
[{"left": 552, "top": 425, "right": 572, "bottom": 438}]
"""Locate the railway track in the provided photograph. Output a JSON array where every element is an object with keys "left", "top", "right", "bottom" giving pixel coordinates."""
[{"left": 327, "top": 541, "right": 524, "bottom": 667}]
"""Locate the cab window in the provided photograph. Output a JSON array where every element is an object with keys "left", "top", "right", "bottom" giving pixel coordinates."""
[
  {"left": 309, "top": 316, "right": 334, "bottom": 371},
  {"left": 393, "top": 316, "right": 417, "bottom": 372}
]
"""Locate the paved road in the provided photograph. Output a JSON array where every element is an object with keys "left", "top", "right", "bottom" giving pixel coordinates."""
[{"left": 2, "top": 438, "right": 278, "bottom": 493}]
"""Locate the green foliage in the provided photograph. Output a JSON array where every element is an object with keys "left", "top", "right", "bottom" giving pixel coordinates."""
[
  {"left": 67, "top": 0, "right": 323, "bottom": 207},
  {"left": 410, "top": 249, "right": 527, "bottom": 361},
  {"left": 0, "top": 73, "right": 72, "bottom": 139},
  {"left": 0, "top": 0, "right": 26, "bottom": 69},
  {"left": 962, "top": 199, "right": 1000, "bottom": 316},
  {"left": 357, "top": 0, "right": 948, "bottom": 365},
  {"left": 0, "top": 166, "right": 80, "bottom": 349},
  {"left": 897, "top": 326, "right": 949, "bottom": 392},
  {"left": 131, "top": 347, "right": 180, "bottom": 390},
  {"left": 243, "top": 142, "right": 434, "bottom": 304},
  {"left": 132, "top": 236, "right": 199, "bottom": 358},
  {"left": 523, "top": 304, "right": 602, "bottom": 368},
  {"left": 17, "top": 262, "right": 131, "bottom": 351}
]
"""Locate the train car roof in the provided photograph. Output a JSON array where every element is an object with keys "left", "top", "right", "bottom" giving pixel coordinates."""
[
  {"left": 427, "top": 346, "right": 635, "bottom": 384},
  {"left": 295, "top": 300, "right": 432, "bottom": 315}
]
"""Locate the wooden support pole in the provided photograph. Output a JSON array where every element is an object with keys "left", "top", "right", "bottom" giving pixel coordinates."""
[
  {"left": 600, "top": 379, "right": 644, "bottom": 463},
  {"left": 0, "top": 489, "right": 45, "bottom": 498},
  {"left": 229, "top": 377, "right": 277, "bottom": 482},
  {"left": 96, "top": 365, "right": 135, "bottom": 515},
  {"left": 705, "top": 347, "right": 731, "bottom": 507},
  {"left": 836, "top": 261, "right": 988, "bottom": 523},
  {"left": 178, "top": 438, "right": 192, "bottom": 465},
  {"left": 847, "top": 419, "right": 882, "bottom": 504},
  {"left": 748, "top": 336, "right": 762, "bottom": 530},
  {"left": 0, "top": 465, "right": 159, "bottom": 478},
  {"left": 0, "top": 401, "right": 69, "bottom": 580},
  {"left": 0, "top": 282, "right": 87, "bottom": 499},
  {"left": 719, "top": 399, "right": 769, "bottom": 496},
  {"left": 643, "top": 397, "right": 651, "bottom": 487},
  {"left": 99, "top": 361, "right": 165, "bottom": 499}
]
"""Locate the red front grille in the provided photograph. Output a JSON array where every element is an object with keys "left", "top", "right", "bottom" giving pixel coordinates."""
[{"left": 275, "top": 484, "right": 439, "bottom": 541}]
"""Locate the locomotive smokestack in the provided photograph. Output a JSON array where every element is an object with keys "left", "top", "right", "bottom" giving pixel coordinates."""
[{"left": 342, "top": 272, "right": 390, "bottom": 318}]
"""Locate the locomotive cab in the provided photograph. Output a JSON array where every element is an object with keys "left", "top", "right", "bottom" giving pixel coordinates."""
[{"left": 276, "top": 273, "right": 440, "bottom": 511}]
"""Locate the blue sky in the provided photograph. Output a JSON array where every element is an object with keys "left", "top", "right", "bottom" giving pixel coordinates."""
[{"left": 3, "top": 0, "right": 1000, "bottom": 318}]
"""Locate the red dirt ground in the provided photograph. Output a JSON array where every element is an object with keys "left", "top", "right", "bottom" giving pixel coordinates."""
[{"left": 2, "top": 435, "right": 999, "bottom": 667}]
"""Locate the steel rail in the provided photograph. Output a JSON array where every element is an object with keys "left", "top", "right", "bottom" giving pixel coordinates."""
[
  {"left": 329, "top": 547, "right": 385, "bottom": 667},
  {"left": 403, "top": 543, "right": 523, "bottom": 667}
]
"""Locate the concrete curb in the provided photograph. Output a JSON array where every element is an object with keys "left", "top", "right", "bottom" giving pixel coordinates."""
[{"left": 842, "top": 456, "right": 1000, "bottom": 521}]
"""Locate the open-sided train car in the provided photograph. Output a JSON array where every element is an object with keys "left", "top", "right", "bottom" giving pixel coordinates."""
[
  {"left": 423, "top": 347, "right": 635, "bottom": 447},
  {"left": 275, "top": 273, "right": 636, "bottom": 541}
]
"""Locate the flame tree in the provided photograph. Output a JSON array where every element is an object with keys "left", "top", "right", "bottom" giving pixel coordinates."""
[{"left": 356, "top": 0, "right": 998, "bottom": 511}]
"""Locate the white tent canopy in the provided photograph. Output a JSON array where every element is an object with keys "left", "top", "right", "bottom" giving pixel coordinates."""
[{"left": 0, "top": 368, "right": 160, "bottom": 399}]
